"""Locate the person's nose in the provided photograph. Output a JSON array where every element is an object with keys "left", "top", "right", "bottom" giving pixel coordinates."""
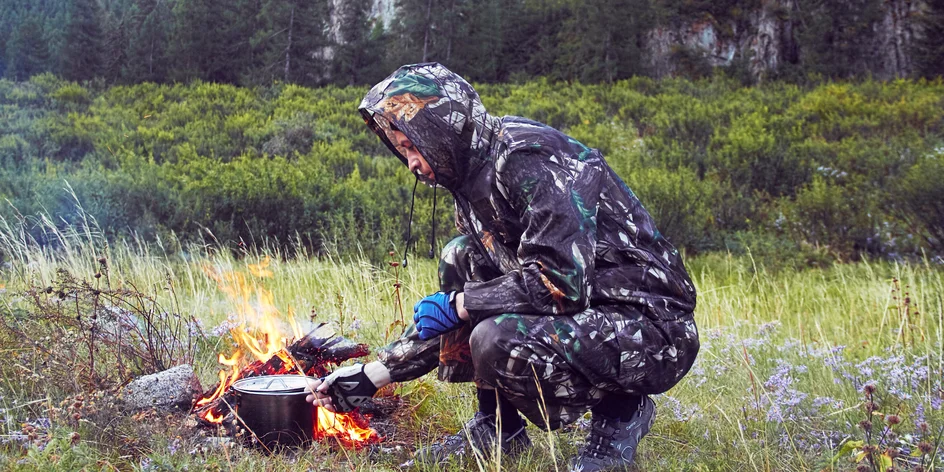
[{"left": 407, "top": 156, "right": 422, "bottom": 174}]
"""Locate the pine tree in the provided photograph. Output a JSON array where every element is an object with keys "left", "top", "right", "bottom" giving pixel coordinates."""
[
  {"left": 453, "top": 0, "right": 503, "bottom": 82},
  {"left": 125, "top": 0, "right": 173, "bottom": 82},
  {"left": 914, "top": 0, "right": 944, "bottom": 78},
  {"left": 101, "top": 3, "right": 132, "bottom": 83},
  {"left": 169, "top": 0, "right": 224, "bottom": 82},
  {"left": 332, "top": 0, "right": 387, "bottom": 85},
  {"left": 59, "top": 0, "right": 104, "bottom": 81},
  {"left": 0, "top": 3, "right": 14, "bottom": 78},
  {"left": 5, "top": 16, "right": 51, "bottom": 80},
  {"left": 221, "top": 0, "right": 263, "bottom": 84},
  {"left": 502, "top": 0, "right": 568, "bottom": 79},
  {"left": 256, "top": 0, "right": 328, "bottom": 85},
  {"left": 555, "top": 0, "right": 648, "bottom": 82},
  {"left": 389, "top": 0, "right": 442, "bottom": 66},
  {"left": 795, "top": 0, "right": 884, "bottom": 79}
]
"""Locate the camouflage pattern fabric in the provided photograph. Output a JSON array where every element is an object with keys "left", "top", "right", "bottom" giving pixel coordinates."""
[
  {"left": 363, "top": 63, "right": 700, "bottom": 429},
  {"left": 379, "top": 235, "right": 698, "bottom": 429},
  {"left": 378, "top": 236, "right": 498, "bottom": 383}
]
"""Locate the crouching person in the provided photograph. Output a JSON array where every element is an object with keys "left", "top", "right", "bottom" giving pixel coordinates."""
[{"left": 306, "top": 63, "right": 700, "bottom": 471}]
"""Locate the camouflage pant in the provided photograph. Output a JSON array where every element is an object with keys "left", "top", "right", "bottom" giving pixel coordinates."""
[{"left": 378, "top": 235, "right": 700, "bottom": 430}]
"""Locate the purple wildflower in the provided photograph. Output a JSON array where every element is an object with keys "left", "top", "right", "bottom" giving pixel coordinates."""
[
  {"left": 757, "top": 321, "right": 781, "bottom": 337},
  {"left": 211, "top": 315, "right": 239, "bottom": 337},
  {"left": 167, "top": 437, "right": 181, "bottom": 454}
]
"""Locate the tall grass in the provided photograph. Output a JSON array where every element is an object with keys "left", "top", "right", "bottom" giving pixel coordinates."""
[{"left": 0, "top": 211, "right": 941, "bottom": 471}]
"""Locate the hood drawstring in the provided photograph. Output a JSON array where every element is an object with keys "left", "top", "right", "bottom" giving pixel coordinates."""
[
  {"left": 429, "top": 185, "right": 437, "bottom": 258},
  {"left": 402, "top": 177, "right": 440, "bottom": 268},
  {"left": 403, "top": 177, "right": 419, "bottom": 268}
]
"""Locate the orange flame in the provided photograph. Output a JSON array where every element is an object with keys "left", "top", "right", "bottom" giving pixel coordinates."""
[
  {"left": 194, "top": 352, "right": 242, "bottom": 416},
  {"left": 194, "top": 258, "right": 379, "bottom": 447},
  {"left": 315, "top": 407, "right": 378, "bottom": 449}
]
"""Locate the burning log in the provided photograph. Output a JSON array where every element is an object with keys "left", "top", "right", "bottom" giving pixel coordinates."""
[
  {"left": 192, "top": 323, "right": 378, "bottom": 448},
  {"left": 289, "top": 326, "right": 371, "bottom": 377}
]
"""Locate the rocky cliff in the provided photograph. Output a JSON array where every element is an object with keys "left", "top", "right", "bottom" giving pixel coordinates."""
[
  {"left": 356, "top": 0, "right": 923, "bottom": 81},
  {"left": 643, "top": 0, "right": 921, "bottom": 80}
]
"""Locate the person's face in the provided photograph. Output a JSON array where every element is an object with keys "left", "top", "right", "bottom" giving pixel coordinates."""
[{"left": 391, "top": 130, "right": 435, "bottom": 183}]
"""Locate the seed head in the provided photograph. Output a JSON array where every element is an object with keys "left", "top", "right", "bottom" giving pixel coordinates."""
[
  {"left": 886, "top": 414, "right": 900, "bottom": 425},
  {"left": 886, "top": 447, "right": 899, "bottom": 459},
  {"left": 859, "top": 420, "right": 873, "bottom": 432},
  {"left": 916, "top": 466, "right": 926, "bottom": 472},
  {"left": 863, "top": 384, "right": 876, "bottom": 395},
  {"left": 389, "top": 251, "right": 395, "bottom": 256},
  {"left": 918, "top": 441, "right": 933, "bottom": 454},
  {"left": 856, "top": 464, "right": 870, "bottom": 472},
  {"left": 919, "top": 422, "right": 929, "bottom": 434}
]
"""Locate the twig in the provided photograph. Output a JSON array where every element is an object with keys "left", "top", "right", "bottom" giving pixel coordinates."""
[{"left": 220, "top": 397, "right": 273, "bottom": 456}]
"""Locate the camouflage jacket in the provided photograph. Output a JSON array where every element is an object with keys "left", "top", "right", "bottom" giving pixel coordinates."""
[{"left": 359, "top": 63, "right": 696, "bottom": 328}]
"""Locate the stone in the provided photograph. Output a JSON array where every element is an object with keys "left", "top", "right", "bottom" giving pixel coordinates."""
[{"left": 121, "top": 364, "right": 203, "bottom": 411}]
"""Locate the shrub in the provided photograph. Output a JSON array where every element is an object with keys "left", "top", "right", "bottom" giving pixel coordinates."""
[
  {"left": 0, "top": 77, "right": 942, "bottom": 263},
  {"left": 50, "top": 83, "right": 91, "bottom": 110},
  {"left": 892, "top": 146, "right": 944, "bottom": 250},
  {"left": 778, "top": 176, "right": 879, "bottom": 259},
  {"left": 620, "top": 163, "right": 719, "bottom": 252}
]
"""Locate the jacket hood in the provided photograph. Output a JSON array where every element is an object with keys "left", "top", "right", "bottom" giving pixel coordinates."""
[{"left": 358, "top": 63, "right": 500, "bottom": 191}]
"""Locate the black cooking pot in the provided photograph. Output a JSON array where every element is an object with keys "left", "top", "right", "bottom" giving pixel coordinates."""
[{"left": 233, "top": 375, "right": 315, "bottom": 450}]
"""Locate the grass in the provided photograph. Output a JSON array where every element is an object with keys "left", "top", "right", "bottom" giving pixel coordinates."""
[{"left": 0, "top": 212, "right": 941, "bottom": 471}]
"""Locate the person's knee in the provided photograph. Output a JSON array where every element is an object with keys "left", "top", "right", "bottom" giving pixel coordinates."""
[
  {"left": 440, "top": 235, "right": 474, "bottom": 265},
  {"left": 470, "top": 320, "right": 512, "bottom": 383},
  {"left": 439, "top": 235, "right": 477, "bottom": 292}
]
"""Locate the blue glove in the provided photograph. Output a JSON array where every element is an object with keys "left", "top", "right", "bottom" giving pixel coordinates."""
[{"left": 413, "top": 291, "right": 462, "bottom": 340}]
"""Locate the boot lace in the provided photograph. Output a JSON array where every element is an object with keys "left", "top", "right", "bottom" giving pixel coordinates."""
[{"left": 582, "top": 418, "right": 618, "bottom": 460}]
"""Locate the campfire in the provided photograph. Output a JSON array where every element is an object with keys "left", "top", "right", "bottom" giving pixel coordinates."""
[{"left": 191, "top": 259, "right": 381, "bottom": 449}]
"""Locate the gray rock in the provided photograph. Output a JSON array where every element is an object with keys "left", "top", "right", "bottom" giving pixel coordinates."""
[{"left": 121, "top": 364, "right": 203, "bottom": 411}]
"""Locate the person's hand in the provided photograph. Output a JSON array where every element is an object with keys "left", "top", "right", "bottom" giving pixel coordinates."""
[
  {"left": 413, "top": 291, "right": 464, "bottom": 340},
  {"left": 305, "top": 362, "right": 390, "bottom": 412},
  {"left": 304, "top": 377, "right": 333, "bottom": 409}
]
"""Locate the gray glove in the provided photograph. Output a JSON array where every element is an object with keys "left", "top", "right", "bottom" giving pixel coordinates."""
[{"left": 320, "top": 363, "right": 379, "bottom": 413}]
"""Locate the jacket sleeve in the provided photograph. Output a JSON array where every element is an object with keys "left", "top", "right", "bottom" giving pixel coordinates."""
[
  {"left": 376, "top": 323, "right": 440, "bottom": 382},
  {"left": 462, "top": 150, "right": 605, "bottom": 320}
]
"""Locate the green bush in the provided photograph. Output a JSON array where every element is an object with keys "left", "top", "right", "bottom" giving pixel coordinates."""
[
  {"left": 778, "top": 176, "right": 879, "bottom": 258},
  {"left": 49, "top": 83, "right": 91, "bottom": 110},
  {"left": 893, "top": 146, "right": 944, "bottom": 250},
  {"left": 0, "top": 76, "right": 942, "bottom": 263},
  {"left": 622, "top": 164, "right": 719, "bottom": 252}
]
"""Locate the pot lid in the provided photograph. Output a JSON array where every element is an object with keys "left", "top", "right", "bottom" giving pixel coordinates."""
[{"left": 232, "top": 375, "right": 314, "bottom": 394}]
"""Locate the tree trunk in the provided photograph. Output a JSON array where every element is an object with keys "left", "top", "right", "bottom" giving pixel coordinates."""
[
  {"left": 422, "top": 0, "right": 433, "bottom": 62},
  {"left": 284, "top": 5, "right": 294, "bottom": 82},
  {"left": 149, "top": 37, "right": 154, "bottom": 76}
]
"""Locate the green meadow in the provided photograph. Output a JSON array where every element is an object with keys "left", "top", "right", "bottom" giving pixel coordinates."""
[
  {"left": 0, "top": 75, "right": 943, "bottom": 470},
  {"left": 0, "top": 215, "right": 941, "bottom": 471}
]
